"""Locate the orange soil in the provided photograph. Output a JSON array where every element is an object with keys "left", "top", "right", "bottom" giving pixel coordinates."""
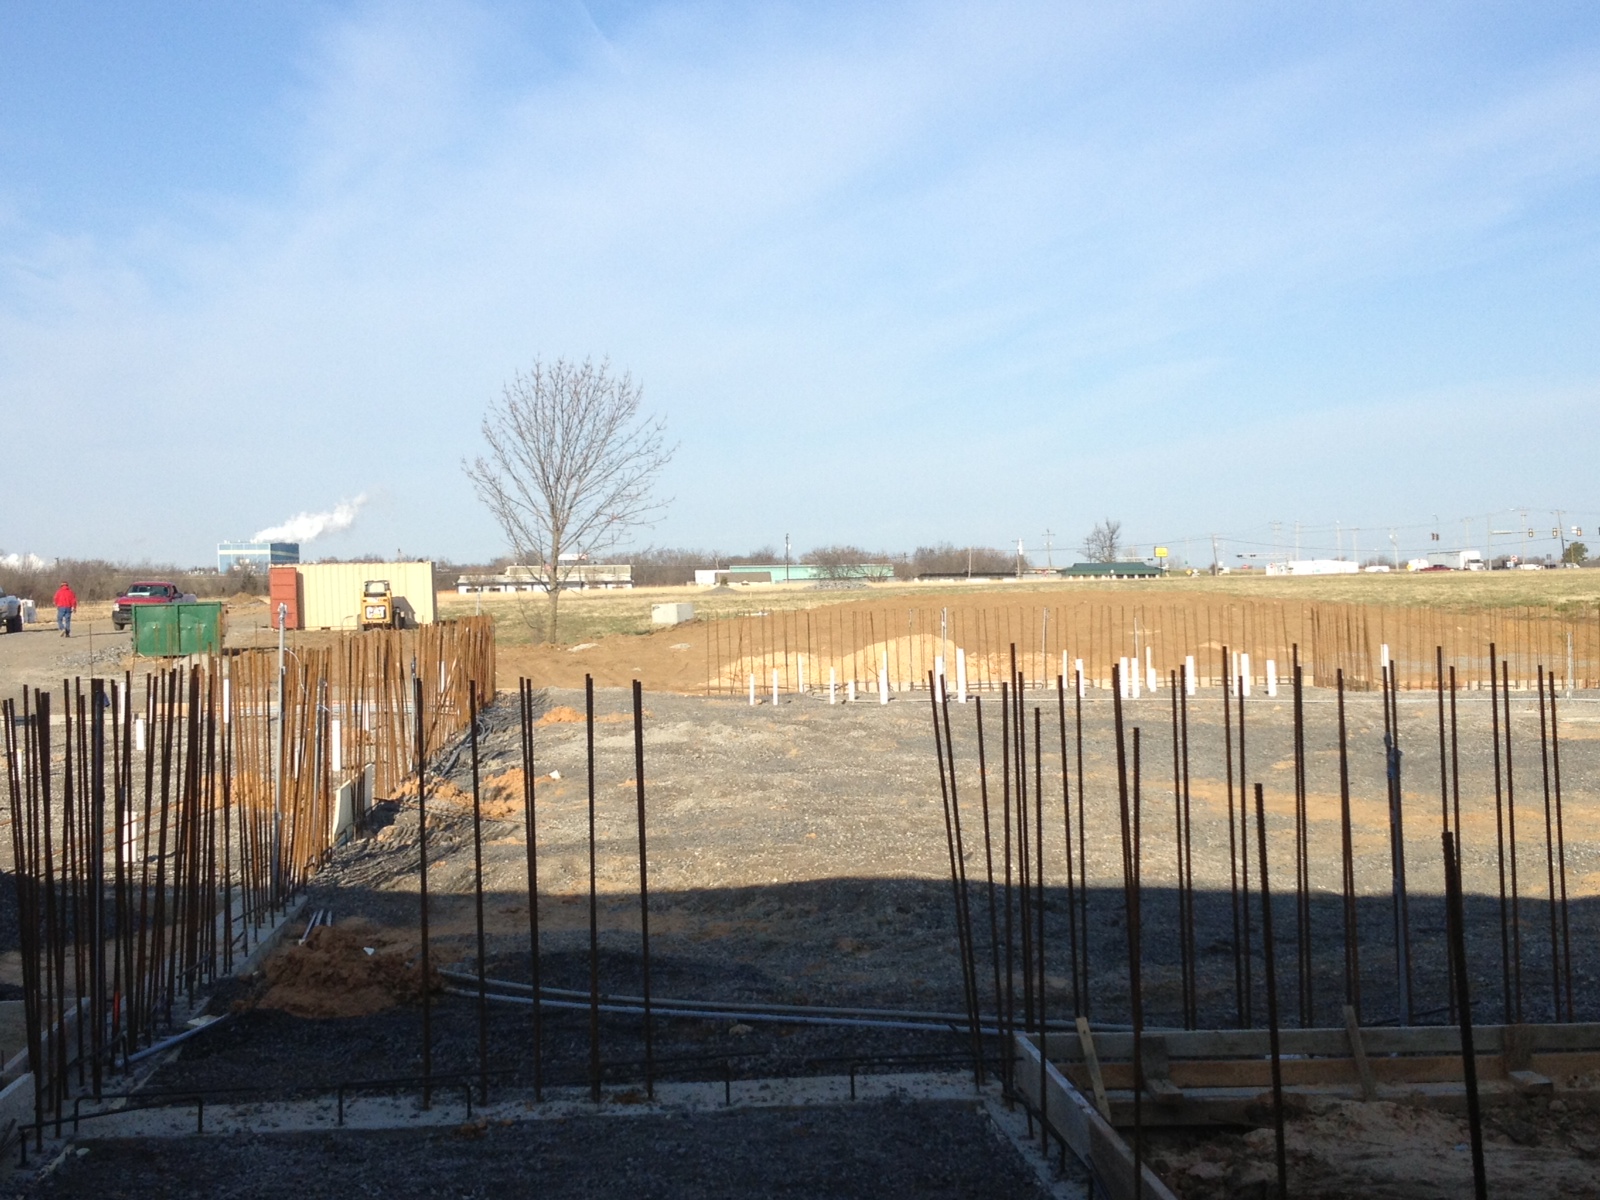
[{"left": 254, "top": 921, "right": 436, "bottom": 1018}]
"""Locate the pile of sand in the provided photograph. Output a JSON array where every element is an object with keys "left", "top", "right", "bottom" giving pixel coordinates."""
[
  {"left": 537, "top": 705, "right": 636, "bottom": 726},
  {"left": 255, "top": 921, "right": 436, "bottom": 1019}
]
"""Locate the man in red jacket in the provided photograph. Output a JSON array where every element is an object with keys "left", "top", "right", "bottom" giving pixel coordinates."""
[{"left": 53, "top": 581, "right": 77, "bottom": 637}]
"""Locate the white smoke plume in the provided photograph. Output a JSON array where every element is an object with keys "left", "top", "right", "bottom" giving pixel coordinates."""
[
  {"left": 1, "top": 552, "right": 54, "bottom": 570},
  {"left": 252, "top": 494, "right": 367, "bottom": 544}
]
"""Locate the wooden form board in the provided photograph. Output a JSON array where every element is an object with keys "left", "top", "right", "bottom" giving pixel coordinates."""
[
  {"left": 1012, "top": 1033, "right": 1179, "bottom": 1200},
  {"left": 1035, "top": 1022, "right": 1598, "bottom": 1121},
  {"left": 1040, "top": 1022, "right": 1600, "bottom": 1062}
]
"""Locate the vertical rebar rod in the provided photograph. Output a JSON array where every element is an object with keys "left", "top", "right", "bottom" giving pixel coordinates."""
[
  {"left": 1536, "top": 667, "right": 1561, "bottom": 1021},
  {"left": 1293, "top": 648, "right": 1311, "bottom": 1026},
  {"left": 1000, "top": 680, "right": 1015, "bottom": 1094},
  {"left": 1436, "top": 646, "right": 1450, "bottom": 840},
  {"left": 941, "top": 682, "right": 987, "bottom": 1087},
  {"left": 586, "top": 674, "right": 602, "bottom": 1103},
  {"left": 1254, "top": 783, "right": 1289, "bottom": 1200},
  {"left": 631, "top": 679, "right": 656, "bottom": 1096},
  {"left": 90, "top": 678, "right": 106, "bottom": 1096},
  {"left": 1056, "top": 676, "right": 1080, "bottom": 1018},
  {"left": 1179, "top": 662, "right": 1196, "bottom": 1029},
  {"left": 469, "top": 681, "right": 488, "bottom": 1102},
  {"left": 1336, "top": 670, "right": 1361, "bottom": 1022},
  {"left": 1033, "top": 704, "right": 1046, "bottom": 1146},
  {"left": 519, "top": 679, "right": 543, "bottom": 1101},
  {"left": 1074, "top": 668, "right": 1089, "bottom": 1019},
  {"left": 1170, "top": 671, "right": 1191, "bottom": 1028},
  {"left": 974, "top": 698, "right": 1005, "bottom": 1036},
  {"left": 1238, "top": 663, "right": 1252, "bottom": 1028},
  {"left": 1013, "top": 653, "right": 1034, "bottom": 1035},
  {"left": 1489, "top": 644, "right": 1511, "bottom": 1020},
  {"left": 1383, "top": 662, "right": 1412, "bottom": 1025},
  {"left": 1443, "top": 829, "right": 1488, "bottom": 1200},
  {"left": 1222, "top": 647, "right": 1243, "bottom": 1027},
  {"left": 415, "top": 675, "right": 431, "bottom": 1109},
  {"left": 1111, "top": 664, "right": 1143, "bottom": 1200},
  {"left": 1449, "top": 665, "right": 1462, "bottom": 870},
  {"left": 1548, "top": 680, "right": 1573, "bottom": 1020},
  {"left": 1503, "top": 658, "right": 1523, "bottom": 1023}
]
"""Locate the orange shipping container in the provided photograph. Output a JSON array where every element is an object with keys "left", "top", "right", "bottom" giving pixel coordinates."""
[{"left": 268, "top": 566, "right": 302, "bottom": 630}]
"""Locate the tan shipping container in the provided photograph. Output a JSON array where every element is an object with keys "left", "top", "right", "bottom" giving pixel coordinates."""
[{"left": 296, "top": 561, "right": 438, "bottom": 630}]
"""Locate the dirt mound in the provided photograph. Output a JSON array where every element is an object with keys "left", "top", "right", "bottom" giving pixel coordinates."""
[
  {"left": 427, "top": 769, "right": 527, "bottom": 820},
  {"left": 255, "top": 921, "right": 435, "bottom": 1018},
  {"left": 537, "top": 705, "right": 633, "bottom": 726},
  {"left": 390, "top": 777, "right": 471, "bottom": 805},
  {"left": 480, "top": 768, "right": 528, "bottom": 819},
  {"left": 392, "top": 773, "right": 525, "bottom": 820}
]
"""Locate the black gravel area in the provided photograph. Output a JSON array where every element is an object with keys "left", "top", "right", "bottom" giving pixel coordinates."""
[
  {"left": 21, "top": 1099, "right": 1053, "bottom": 1200},
  {"left": 147, "top": 963, "right": 975, "bottom": 1099}
]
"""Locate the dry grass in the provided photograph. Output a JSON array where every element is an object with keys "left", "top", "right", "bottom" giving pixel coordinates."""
[{"left": 438, "top": 569, "right": 1600, "bottom": 649}]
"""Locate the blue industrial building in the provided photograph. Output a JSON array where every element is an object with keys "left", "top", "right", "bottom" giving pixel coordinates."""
[{"left": 217, "top": 541, "right": 300, "bottom": 572}]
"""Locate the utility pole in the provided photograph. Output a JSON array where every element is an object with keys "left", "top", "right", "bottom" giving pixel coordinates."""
[
  {"left": 784, "top": 533, "right": 791, "bottom": 583},
  {"left": 1043, "top": 529, "right": 1055, "bottom": 569},
  {"left": 1210, "top": 533, "right": 1221, "bottom": 575},
  {"left": 1389, "top": 530, "right": 1399, "bottom": 569},
  {"left": 1016, "top": 538, "right": 1025, "bottom": 579},
  {"left": 1556, "top": 510, "right": 1568, "bottom": 562},
  {"left": 967, "top": 546, "right": 973, "bottom": 579}
]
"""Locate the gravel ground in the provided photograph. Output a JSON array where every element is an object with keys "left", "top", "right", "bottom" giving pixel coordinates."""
[
  {"left": 10, "top": 681, "right": 1600, "bottom": 1196},
  {"left": 20, "top": 1099, "right": 1054, "bottom": 1200},
  {"left": 138, "top": 682, "right": 1600, "bottom": 1099}
]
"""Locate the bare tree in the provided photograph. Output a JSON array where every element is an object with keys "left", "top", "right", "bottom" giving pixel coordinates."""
[
  {"left": 465, "top": 358, "right": 673, "bottom": 642},
  {"left": 903, "top": 543, "right": 1019, "bottom": 578},
  {"left": 1080, "top": 519, "right": 1123, "bottom": 563},
  {"left": 801, "top": 545, "right": 890, "bottom": 581}
]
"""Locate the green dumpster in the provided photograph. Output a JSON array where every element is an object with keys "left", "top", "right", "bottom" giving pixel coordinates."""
[{"left": 133, "top": 602, "right": 225, "bottom": 657}]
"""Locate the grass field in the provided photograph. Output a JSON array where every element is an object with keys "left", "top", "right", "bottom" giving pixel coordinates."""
[{"left": 440, "top": 568, "right": 1600, "bottom": 649}]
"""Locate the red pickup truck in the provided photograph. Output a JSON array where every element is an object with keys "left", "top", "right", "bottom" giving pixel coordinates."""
[{"left": 112, "top": 581, "right": 198, "bottom": 630}]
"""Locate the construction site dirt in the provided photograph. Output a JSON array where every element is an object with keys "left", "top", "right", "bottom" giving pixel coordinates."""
[
  {"left": 77, "top": 676, "right": 1593, "bottom": 1199},
  {"left": 22, "top": 1099, "right": 1055, "bottom": 1200},
  {"left": 1143, "top": 1091, "right": 1600, "bottom": 1198}
]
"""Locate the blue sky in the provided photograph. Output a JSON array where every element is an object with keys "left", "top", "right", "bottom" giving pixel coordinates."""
[{"left": 2, "top": 1, "right": 1598, "bottom": 567}]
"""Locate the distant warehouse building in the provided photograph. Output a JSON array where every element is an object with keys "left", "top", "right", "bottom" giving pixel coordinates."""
[
  {"left": 456, "top": 563, "right": 633, "bottom": 593},
  {"left": 692, "top": 563, "right": 895, "bottom": 585},
  {"left": 218, "top": 541, "right": 300, "bottom": 572}
]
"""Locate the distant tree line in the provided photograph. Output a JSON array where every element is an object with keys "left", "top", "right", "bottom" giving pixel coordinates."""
[{"left": 0, "top": 559, "right": 267, "bottom": 604}]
